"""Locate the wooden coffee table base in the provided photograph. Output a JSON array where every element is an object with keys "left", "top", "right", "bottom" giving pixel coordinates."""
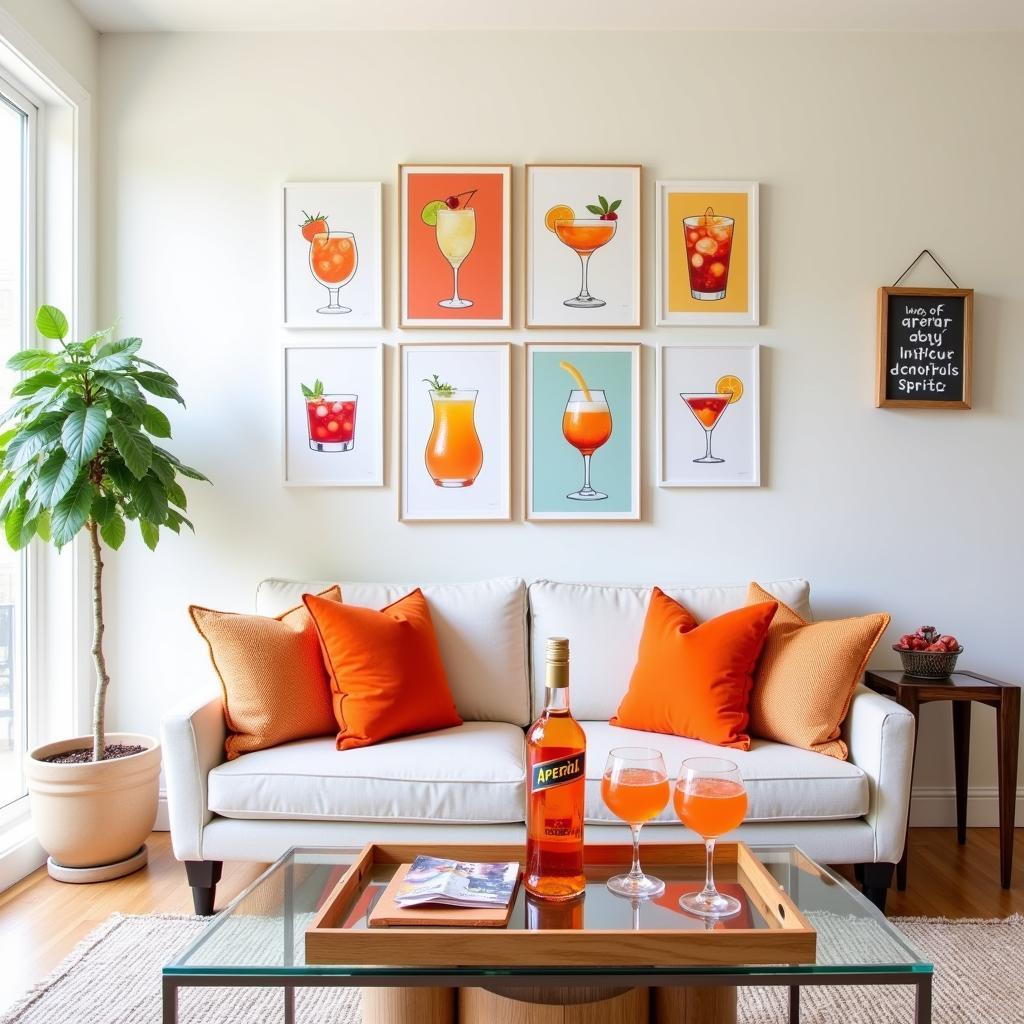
[{"left": 362, "top": 984, "right": 737, "bottom": 1023}]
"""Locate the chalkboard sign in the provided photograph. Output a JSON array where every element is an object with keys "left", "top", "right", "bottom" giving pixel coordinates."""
[{"left": 876, "top": 287, "right": 973, "bottom": 409}]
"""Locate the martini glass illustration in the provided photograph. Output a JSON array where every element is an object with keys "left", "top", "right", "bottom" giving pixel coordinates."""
[
  {"left": 560, "top": 361, "right": 612, "bottom": 501},
  {"left": 682, "top": 393, "right": 730, "bottom": 464},
  {"left": 436, "top": 207, "right": 476, "bottom": 309},
  {"left": 556, "top": 218, "right": 617, "bottom": 308},
  {"left": 309, "top": 231, "right": 358, "bottom": 314}
]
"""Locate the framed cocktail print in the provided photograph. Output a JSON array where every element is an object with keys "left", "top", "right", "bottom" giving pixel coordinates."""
[
  {"left": 525, "top": 164, "right": 641, "bottom": 328},
  {"left": 282, "top": 344, "right": 384, "bottom": 487},
  {"left": 283, "top": 182, "right": 383, "bottom": 328},
  {"left": 656, "top": 180, "right": 759, "bottom": 327},
  {"left": 527, "top": 343, "right": 641, "bottom": 521},
  {"left": 399, "top": 165, "right": 512, "bottom": 328},
  {"left": 400, "top": 343, "right": 511, "bottom": 521},
  {"left": 658, "top": 344, "right": 760, "bottom": 487}
]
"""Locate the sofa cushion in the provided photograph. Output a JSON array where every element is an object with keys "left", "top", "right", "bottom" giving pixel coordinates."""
[
  {"left": 257, "top": 577, "right": 529, "bottom": 725},
  {"left": 582, "top": 721, "right": 868, "bottom": 823},
  {"left": 529, "top": 579, "right": 812, "bottom": 721},
  {"left": 207, "top": 722, "right": 526, "bottom": 824}
]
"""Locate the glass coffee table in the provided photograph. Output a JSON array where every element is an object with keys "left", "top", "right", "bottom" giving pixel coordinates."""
[{"left": 163, "top": 845, "right": 932, "bottom": 1024}]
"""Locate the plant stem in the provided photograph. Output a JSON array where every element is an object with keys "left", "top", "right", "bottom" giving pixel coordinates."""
[{"left": 87, "top": 518, "right": 110, "bottom": 762}]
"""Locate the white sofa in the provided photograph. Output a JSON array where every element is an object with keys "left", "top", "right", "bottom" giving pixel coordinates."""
[{"left": 163, "top": 577, "right": 915, "bottom": 914}]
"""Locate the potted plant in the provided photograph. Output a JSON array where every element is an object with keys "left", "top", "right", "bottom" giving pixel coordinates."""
[{"left": 1, "top": 305, "right": 209, "bottom": 882}]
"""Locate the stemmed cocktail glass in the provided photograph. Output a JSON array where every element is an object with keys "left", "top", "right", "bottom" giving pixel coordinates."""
[
  {"left": 435, "top": 207, "right": 475, "bottom": 309},
  {"left": 673, "top": 757, "right": 748, "bottom": 918},
  {"left": 554, "top": 217, "right": 617, "bottom": 308},
  {"left": 309, "top": 231, "right": 358, "bottom": 314},
  {"left": 601, "top": 747, "right": 670, "bottom": 898},
  {"left": 562, "top": 388, "right": 612, "bottom": 500},
  {"left": 681, "top": 393, "right": 730, "bottom": 465}
]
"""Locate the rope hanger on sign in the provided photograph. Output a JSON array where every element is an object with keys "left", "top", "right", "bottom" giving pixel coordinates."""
[{"left": 892, "top": 249, "right": 960, "bottom": 288}]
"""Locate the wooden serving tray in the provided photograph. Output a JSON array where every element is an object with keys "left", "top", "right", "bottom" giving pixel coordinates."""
[{"left": 305, "top": 843, "right": 816, "bottom": 968}]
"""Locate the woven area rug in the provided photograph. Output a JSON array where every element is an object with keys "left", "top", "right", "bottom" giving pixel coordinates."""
[{"left": 1, "top": 912, "right": 1022, "bottom": 1023}]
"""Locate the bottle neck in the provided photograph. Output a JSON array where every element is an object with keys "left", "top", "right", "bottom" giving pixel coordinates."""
[{"left": 544, "top": 685, "right": 571, "bottom": 713}]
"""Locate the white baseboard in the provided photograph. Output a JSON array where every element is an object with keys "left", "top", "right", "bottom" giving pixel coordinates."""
[
  {"left": 0, "top": 830, "right": 46, "bottom": 892},
  {"left": 909, "top": 785, "right": 1024, "bottom": 827},
  {"left": 155, "top": 791, "right": 170, "bottom": 832}
]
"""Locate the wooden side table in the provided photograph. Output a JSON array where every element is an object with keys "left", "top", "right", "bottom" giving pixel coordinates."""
[{"left": 864, "top": 669, "right": 1020, "bottom": 890}]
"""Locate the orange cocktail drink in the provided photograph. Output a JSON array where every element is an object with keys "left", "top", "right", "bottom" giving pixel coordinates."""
[
  {"left": 673, "top": 777, "right": 748, "bottom": 838},
  {"left": 554, "top": 218, "right": 617, "bottom": 309},
  {"left": 602, "top": 767, "right": 670, "bottom": 824},
  {"left": 425, "top": 390, "right": 483, "bottom": 488},
  {"left": 309, "top": 231, "right": 358, "bottom": 314},
  {"left": 562, "top": 402, "right": 613, "bottom": 457}
]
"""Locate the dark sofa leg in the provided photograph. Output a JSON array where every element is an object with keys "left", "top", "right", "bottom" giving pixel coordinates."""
[
  {"left": 860, "top": 862, "right": 894, "bottom": 914},
  {"left": 185, "top": 860, "right": 223, "bottom": 916}
]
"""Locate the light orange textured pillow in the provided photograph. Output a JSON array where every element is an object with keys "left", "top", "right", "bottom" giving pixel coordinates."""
[
  {"left": 303, "top": 588, "right": 462, "bottom": 751},
  {"left": 190, "top": 586, "right": 341, "bottom": 760},
  {"left": 611, "top": 588, "right": 778, "bottom": 749},
  {"left": 746, "top": 581, "right": 890, "bottom": 759}
]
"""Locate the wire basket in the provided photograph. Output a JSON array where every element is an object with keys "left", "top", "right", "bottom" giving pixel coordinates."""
[{"left": 893, "top": 644, "right": 963, "bottom": 679}]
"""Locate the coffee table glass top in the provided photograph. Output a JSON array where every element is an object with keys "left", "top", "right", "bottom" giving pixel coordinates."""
[{"left": 165, "top": 846, "right": 931, "bottom": 978}]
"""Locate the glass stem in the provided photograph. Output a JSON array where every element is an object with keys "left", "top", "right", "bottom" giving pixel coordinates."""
[
  {"left": 703, "top": 838, "right": 718, "bottom": 896},
  {"left": 628, "top": 824, "right": 644, "bottom": 880},
  {"left": 451, "top": 265, "right": 460, "bottom": 303},
  {"left": 578, "top": 252, "right": 592, "bottom": 299},
  {"left": 581, "top": 453, "right": 592, "bottom": 492},
  {"left": 328, "top": 287, "right": 339, "bottom": 307},
  {"left": 703, "top": 428, "right": 713, "bottom": 461}
]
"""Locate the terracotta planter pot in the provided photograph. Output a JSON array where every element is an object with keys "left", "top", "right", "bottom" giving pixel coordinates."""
[{"left": 25, "top": 732, "right": 160, "bottom": 880}]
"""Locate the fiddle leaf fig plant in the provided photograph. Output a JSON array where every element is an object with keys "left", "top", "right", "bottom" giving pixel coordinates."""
[{"left": 0, "top": 305, "right": 210, "bottom": 761}]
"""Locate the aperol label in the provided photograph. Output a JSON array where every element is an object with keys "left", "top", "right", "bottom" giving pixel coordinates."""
[{"left": 531, "top": 752, "right": 585, "bottom": 792}]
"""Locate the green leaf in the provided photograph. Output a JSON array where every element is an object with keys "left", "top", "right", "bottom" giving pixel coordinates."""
[
  {"left": 3, "top": 421, "right": 62, "bottom": 472},
  {"left": 0, "top": 466, "right": 31, "bottom": 518},
  {"left": 109, "top": 419, "right": 153, "bottom": 480},
  {"left": 148, "top": 454, "right": 175, "bottom": 487},
  {"left": 140, "top": 404, "right": 171, "bottom": 438},
  {"left": 132, "top": 473, "right": 168, "bottom": 524},
  {"left": 130, "top": 371, "right": 184, "bottom": 405},
  {"left": 99, "top": 513, "right": 126, "bottom": 549},
  {"left": 104, "top": 457, "right": 136, "bottom": 495},
  {"left": 7, "top": 349, "right": 58, "bottom": 372},
  {"left": 108, "top": 396, "right": 144, "bottom": 424},
  {"left": 89, "top": 350, "right": 133, "bottom": 373},
  {"left": 139, "top": 519, "right": 159, "bottom": 551},
  {"left": 134, "top": 356, "right": 170, "bottom": 374},
  {"left": 609, "top": 199, "right": 621, "bottom": 212},
  {"left": 4, "top": 502, "right": 34, "bottom": 550},
  {"left": 61, "top": 404, "right": 108, "bottom": 465},
  {"left": 91, "top": 372, "right": 145, "bottom": 406},
  {"left": 598, "top": 195, "right": 608, "bottom": 212},
  {"left": 35, "top": 449, "right": 81, "bottom": 508},
  {"left": 585, "top": 204, "right": 603, "bottom": 215},
  {"left": 35, "top": 306, "right": 68, "bottom": 341},
  {"left": 80, "top": 328, "right": 112, "bottom": 353},
  {"left": 35, "top": 509, "right": 50, "bottom": 542},
  {"left": 166, "top": 478, "right": 187, "bottom": 510},
  {"left": 167, "top": 509, "right": 194, "bottom": 533},
  {"left": 95, "top": 336, "right": 141, "bottom": 361},
  {"left": 12, "top": 371, "right": 63, "bottom": 397},
  {"left": 90, "top": 492, "right": 116, "bottom": 526},
  {"left": 50, "top": 473, "right": 93, "bottom": 547},
  {"left": 153, "top": 446, "right": 210, "bottom": 484}
]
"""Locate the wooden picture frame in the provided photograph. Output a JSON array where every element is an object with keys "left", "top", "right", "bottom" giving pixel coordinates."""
[
  {"left": 876, "top": 287, "right": 973, "bottom": 409},
  {"left": 524, "top": 163, "right": 642, "bottom": 328},
  {"left": 399, "top": 164, "right": 512, "bottom": 328},
  {"left": 399, "top": 341, "right": 512, "bottom": 522}
]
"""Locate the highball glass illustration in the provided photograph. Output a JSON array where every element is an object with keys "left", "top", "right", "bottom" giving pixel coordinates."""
[
  {"left": 683, "top": 209, "right": 734, "bottom": 301},
  {"left": 673, "top": 756, "right": 748, "bottom": 918},
  {"left": 562, "top": 389, "right": 612, "bottom": 500},
  {"left": 601, "top": 747, "right": 670, "bottom": 898},
  {"left": 309, "top": 231, "right": 358, "bottom": 314},
  {"left": 306, "top": 394, "right": 357, "bottom": 452},
  {"left": 435, "top": 207, "right": 476, "bottom": 309}
]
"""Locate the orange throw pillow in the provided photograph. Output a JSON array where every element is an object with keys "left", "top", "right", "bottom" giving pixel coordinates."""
[
  {"left": 611, "top": 588, "right": 778, "bottom": 750},
  {"left": 746, "top": 581, "right": 891, "bottom": 759},
  {"left": 304, "top": 588, "right": 462, "bottom": 751},
  {"left": 190, "top": 586, "right": 340, "bottom": 760}
]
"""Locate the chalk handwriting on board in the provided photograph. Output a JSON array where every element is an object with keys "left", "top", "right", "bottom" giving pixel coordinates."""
[{"left": 890, "top": 302, "right": 959, "bottom": 396}]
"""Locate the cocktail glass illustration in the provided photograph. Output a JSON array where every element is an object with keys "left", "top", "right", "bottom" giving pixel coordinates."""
[
  {"left": 435, "top": 207, "right": 476, "bottom": 309},
  {"left": 306, "top": 393, "right": 357, "bottom": 452},
  {"left": 681, "top": 393, "right": 730, "bottom": 464},
  {"left": 425, "top": 388, "right": 483, "bottom": 487},
  {"left": 555, "top": 218, "right": 617, "bottom": 308},
  {"left": 563, "top": 388, "right": 613, "bottom": 500},
  {"left": 683, "top": 209, "right": 734, "bottom": 301},
  {"left": 309, "top": 231, "right": 358, "bottom": 314}
]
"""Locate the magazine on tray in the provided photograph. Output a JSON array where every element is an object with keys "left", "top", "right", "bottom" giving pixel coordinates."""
[{"left": 395, "top": 855, "right": 520, "bottom": 909}]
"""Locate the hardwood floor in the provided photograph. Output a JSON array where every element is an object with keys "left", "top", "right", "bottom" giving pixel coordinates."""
[{"left": 0, "top": 827, "right": 1020, "bottom": 1013}]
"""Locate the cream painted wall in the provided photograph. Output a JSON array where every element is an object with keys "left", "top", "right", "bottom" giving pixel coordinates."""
[
  {"left": 97, "top": 31, "right": 1024, "bottom": 823},
  {"left": 0, "top": 0, "right": 96, "bottom": 92}
]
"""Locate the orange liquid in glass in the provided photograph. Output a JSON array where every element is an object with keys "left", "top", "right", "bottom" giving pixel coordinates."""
[
  {"left": 684, "top": 395, "right": 729, "bottom": 430},
  {"left": 554, "top": 222, "right": 616, "bottom": 255},
  {"left": 673, "top": 778, "right": 748, "bottom": 839},
  {"left": 562, "top": 408, "right": 612, "bottom": 456},
  {"left": 425, "top": 398, "right": 483, "bottom": 486},
  {"left": 311, "top": 234, "right": 357, "bottom": 284},
  {"left": 601, "top": 768, "right": 670, "bottom": 824}
]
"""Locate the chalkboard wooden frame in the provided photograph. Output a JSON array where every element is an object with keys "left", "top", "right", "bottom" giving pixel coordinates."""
[{"left": 876, "top": 286, "right": 973, "bottom": 410}]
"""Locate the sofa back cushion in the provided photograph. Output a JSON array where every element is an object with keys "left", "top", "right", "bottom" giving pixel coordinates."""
[
  {"left": 528, "top": 579, "right": 812, "bottom": 721},
  {"left": 257, "top": 577, "right": 530, "bottom": 725}
]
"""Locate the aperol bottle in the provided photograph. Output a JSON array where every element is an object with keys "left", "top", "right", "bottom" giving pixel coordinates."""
[{"left": 525, "top": 637, "right": 586, "bottom": 901}]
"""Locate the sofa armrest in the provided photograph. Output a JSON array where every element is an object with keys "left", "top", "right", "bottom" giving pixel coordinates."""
[
  {"left": 843, "top": 685, "right": 916, "bottom": 863},
  {"left": 161, "top": 691, "right": 226, "bottom": 861}
]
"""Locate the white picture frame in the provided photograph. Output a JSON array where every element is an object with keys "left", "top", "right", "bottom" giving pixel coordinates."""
[
  {"left": 400, "top": 342, "right": 512, "bottom": 521},
  {"left": 657, "top": 344, "right": 761, "bottom": 487},
  {"left": 655, "top": 180, "right": 759, "bottom": 327},
  {"left": 283, "top": 182, "right": 383, "bottom": 329},
  {"left": 282, "top": 344, "right": 384, "bottom": 487},
  {"left": 525, "top": 164, "right": 641, "bottom": 328}
]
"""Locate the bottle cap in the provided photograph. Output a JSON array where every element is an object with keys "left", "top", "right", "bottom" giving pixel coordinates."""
[{"left": 545, "top": 636, "right": 569, "bottom": 688}]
